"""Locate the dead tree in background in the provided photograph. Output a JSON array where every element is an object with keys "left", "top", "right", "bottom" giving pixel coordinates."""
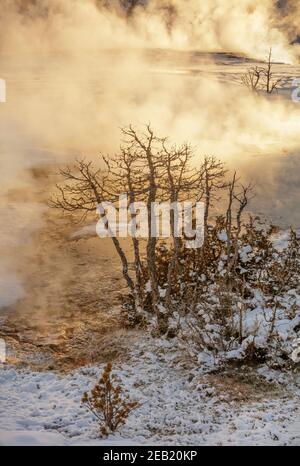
[
  {"left": 263, "top": 48, "right": 283, "bottom": 94},
  {"left": 241, "top": 48, "right": 283, "bottom": 94},
  {"left": 241, "top": 66, "right": 264, "bottom": 92}
]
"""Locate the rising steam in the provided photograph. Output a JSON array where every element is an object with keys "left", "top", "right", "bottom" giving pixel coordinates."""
[
  {"left": 0, "top": 0, "right": 299, "bottom": 307},
  {"left": 0, "top": 1, "right": 299, "bottom": 60}
]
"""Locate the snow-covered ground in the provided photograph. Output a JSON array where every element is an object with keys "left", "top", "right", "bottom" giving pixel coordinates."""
[{"left": 0, "top": 337, "right": 299, "bottom": 446}]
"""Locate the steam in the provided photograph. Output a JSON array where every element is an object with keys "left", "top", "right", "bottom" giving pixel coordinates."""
[
  {"left": 0, "top": 1, "right": 299, "bottom": 60},
  {"left": 147, "top": 0, "right": 299, "bottom": 62},
  {"left": 0, "top": 0, "right": 299, "bottom": 309}
]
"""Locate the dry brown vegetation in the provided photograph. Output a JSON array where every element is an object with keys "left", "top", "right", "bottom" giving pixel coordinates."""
[{"left": 82, "top": 362, "right": 139, "bottom": 436}]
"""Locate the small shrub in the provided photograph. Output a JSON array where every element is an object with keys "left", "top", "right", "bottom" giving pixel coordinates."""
[{"left": 81, "top": 363, "right": 139, "bottom": 436}]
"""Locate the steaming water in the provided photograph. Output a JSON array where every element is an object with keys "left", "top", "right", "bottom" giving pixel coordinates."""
[
  {"left": 1, "top": 50, "right": 300, "bottom": 218},
  {"left": 0, "top": 50, "right": 300, "bottom": 311}
]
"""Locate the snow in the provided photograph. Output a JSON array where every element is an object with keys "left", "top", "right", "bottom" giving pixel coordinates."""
[
  {"left": 218, "top": 230, "right": 228, "bottom": 242},
  {"left": 0, "top": 430, "right": 141, "bottom": 446},
  {"left": 0, "top": 431, "right": 66, "bottom": 446},
  {"left": 0, "top": 337, "right": 299, "bottom": 446},
  {"left": 273, "top": 229, "right": 300, "bottom": 252},
  {"left": 292, "top": 338, "right": 300, "bottom": 363},
  {"left": 239, "top": 245, "right": 252, "bottom": 263}
]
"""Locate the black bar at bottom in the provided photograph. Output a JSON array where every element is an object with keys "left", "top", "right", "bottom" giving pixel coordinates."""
[{"left": 1, "top": 445, "right": 294, "bottom": 464}]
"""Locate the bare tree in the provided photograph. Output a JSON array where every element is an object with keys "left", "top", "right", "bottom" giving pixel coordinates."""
[
  {"left": 241, "top": 66, "right": 264, "bottom": 92},
  {"left": 51, "top": 125, "right": 200, "bottom": 334},
  {"left": 241, "top": 48, "right": 283, "bottom": 94},
  {"left": 263, "top": 48, "right": 283, "bottom": 94}
]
